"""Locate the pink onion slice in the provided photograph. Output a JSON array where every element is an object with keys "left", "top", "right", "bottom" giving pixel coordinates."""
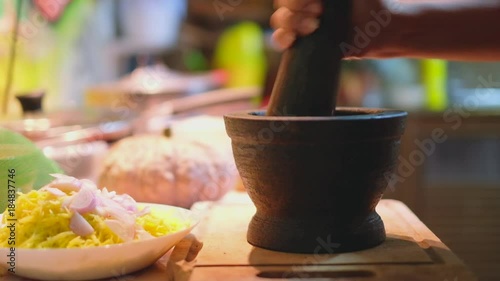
[
  {"left": 48, "top": 175, "right": 148, "bottom": 241},
  {"left": 99, "top": 196, "right": 125, "bottom": 211},
  {"left": 102, "top": 205, "right": 136, "bottom": 227},
  {"left": 112, "top": 194, "right": 138, "bottom": 213},
  {"left": 70, "top": 212, "right": 94, "bottom": 237},
  {"left": 97, "top": 195, "right": 136, "bottom": 229},
  {"left": 94, "top": 204, "right": 107, "bottom": 217},
  {"left": 40, "top": 187, "right": 66, "bottom": 197},
  {"left": 69, "top": 185, "right": 96, "bottom": 214},
  {"left": 49, "top": 174, "right": 82, "bottom": 193},
  {"left": 80, "top": 179, "right": 98, "bottom": 191},
  {"left": 62, "top": 196, "right": 73, "bottom": 209},
  {"left": 50, "top": 173, "right": 70, "bottom": 179},
  {"left": 135, "top": 229, "right": 154, "bottom": 240},
  {"left": 104, "top": 219, "right": 135, "bottom": 242},
  {"left": 99, "top": 188, "right": 116, "bottom": 199},
  {"left": 137, "top": 206, "right": 151, "bottom": 217}
]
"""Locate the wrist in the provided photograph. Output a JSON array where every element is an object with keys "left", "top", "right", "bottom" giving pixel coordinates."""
[{"left": 344, "top": 0, "right": 415, "bottom": 59}]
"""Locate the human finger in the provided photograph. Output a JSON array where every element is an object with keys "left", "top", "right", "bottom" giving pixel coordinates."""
[
  {"left": 272, "top": 28, "right": 297, "bottom": 50},
  {"left": 270, "top": 7, "right": 301, "bottom": 30},
  {"left": 274, "top": 0, "right": 318, "bottom": 11},
  {"left": 271, "top": 7, "right": 320, "bottom": 35}
]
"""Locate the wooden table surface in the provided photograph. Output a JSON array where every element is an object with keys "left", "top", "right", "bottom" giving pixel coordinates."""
[
  {"left": 188, "top": 192, "right": 478, "bottom": 281},
  {"left": 0, "top": 192, "right": 478, "bottom": 281}
]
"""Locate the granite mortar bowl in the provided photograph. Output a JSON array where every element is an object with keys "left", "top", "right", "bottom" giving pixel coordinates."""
[{"left": 223, "top": 107, "right": 407, "bottom": 253}]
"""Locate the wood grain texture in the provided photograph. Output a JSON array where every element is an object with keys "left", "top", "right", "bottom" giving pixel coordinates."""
[
  {"left": 189, "top": 192, "right": 477, "bottom": 281},
  {"left": 192, "top": 200, "right": 432, "bottom": 266}
]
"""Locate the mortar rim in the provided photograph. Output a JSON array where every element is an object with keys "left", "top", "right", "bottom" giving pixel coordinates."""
[{"left": 224, "top": 107, "right": 407, "bottom": 121}]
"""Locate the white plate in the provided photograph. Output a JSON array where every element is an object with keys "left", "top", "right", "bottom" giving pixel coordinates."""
[{"left": 0, "top": 203, "right": 200, "bottom": 280}]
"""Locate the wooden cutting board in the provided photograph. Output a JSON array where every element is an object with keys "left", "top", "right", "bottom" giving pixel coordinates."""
[
  {"left": 188, "top": 192, "right": 478, "bottom": 281},
  {"left": 191, "top": 200, "right": 431, "bottom": 266}
]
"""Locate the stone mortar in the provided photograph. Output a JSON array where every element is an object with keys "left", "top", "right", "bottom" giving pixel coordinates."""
[{"left": 224, "top": 107, "right": 407, "bottom": 253}]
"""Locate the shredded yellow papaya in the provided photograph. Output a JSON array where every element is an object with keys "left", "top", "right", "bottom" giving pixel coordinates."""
[{"left": 0, "top": 190, "right": 189, "bottom": 249}]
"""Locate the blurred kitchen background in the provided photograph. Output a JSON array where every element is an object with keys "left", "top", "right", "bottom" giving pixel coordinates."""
[{"left": 0, "top": 1, "right": 499, "bottom": 280}]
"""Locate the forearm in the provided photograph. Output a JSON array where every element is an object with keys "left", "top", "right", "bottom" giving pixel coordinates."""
[{"left": 356, "top": 0, "right": 500, "bottom": 61}]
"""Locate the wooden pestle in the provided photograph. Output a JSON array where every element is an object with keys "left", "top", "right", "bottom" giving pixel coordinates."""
[{"left": 266, "top": 0, "right": 351, "bottom": 116}]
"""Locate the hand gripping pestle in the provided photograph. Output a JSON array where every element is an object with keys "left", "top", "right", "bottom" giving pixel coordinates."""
[{"left": 266, "top": 0, "right": 351, "bottom": 116}]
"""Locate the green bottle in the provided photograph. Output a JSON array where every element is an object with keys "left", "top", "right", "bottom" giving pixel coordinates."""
[
  {"left": 213, "top": 21, "right": 267, "bottom": 92},
  {"left": 422, "top": 59, "right": 448, "bottom": 111}
]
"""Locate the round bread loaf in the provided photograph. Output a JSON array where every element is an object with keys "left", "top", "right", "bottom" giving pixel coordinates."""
[{"left": 98, "top": 116, "right": 237, "bottom": 208}]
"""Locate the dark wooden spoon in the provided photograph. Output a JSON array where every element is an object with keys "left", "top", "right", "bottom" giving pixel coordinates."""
[{"left": 266, "top": 0, "right": 351, "bottom": 116}]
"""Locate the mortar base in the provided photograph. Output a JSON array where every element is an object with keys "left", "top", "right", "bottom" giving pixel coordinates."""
[{"left": 247, "top": 211, "right": 386, "bottom": 254}]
